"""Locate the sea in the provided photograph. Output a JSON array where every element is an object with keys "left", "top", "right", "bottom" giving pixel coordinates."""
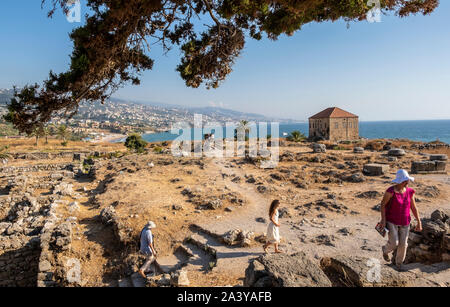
[{"left": 127, "top": 120, "right": 450, "bottom": 144}]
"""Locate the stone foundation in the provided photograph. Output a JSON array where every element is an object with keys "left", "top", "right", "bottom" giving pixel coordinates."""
[
  {"left": 411, "top": 154, "right": 447, "bottom": 174},
  {"left": 405, "top": 209, "right": 450, "bottom": 264}
]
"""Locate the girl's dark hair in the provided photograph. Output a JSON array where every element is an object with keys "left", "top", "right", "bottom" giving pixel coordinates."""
[{"left": 269, "top": 200, "right": 280, "bottom": 218}]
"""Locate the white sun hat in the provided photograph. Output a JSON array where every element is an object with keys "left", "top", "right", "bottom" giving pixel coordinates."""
[
  {"left": 146, "top": 221, "right": 157, "bottom": 229},
  {"left": 392, "top": 169, "right": 415, "bottom": 184}
]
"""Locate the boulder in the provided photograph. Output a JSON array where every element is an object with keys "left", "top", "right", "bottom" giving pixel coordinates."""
[
  {"left": 422, "top": 220, "right": 446, "bottom": 241},
  {"left": 222, "top": 229, "right": 241, "bottom": 246},
  {"left": 73, "top": 153, "right": 84, "bottom": 161},
  {"left": 257, "top": 185, "right": 267, "bottom": 194},
  {"left": 68, "top": 202, "right": 80, "bottom": 213},
  {"left": 353, "top": 147, "right": 364, "bottom": 154},
  {"left": 320, "top": 256, "right": 408, "bottom": 287},
  {"left": 431, "top": 209, "right": 449, "bottom": 222},
  {"left": 278, "top": 208, "right": 292, "bottom": 218},
  {"left": 52, "top": 222, "right": 72, "bottom": 251},
  {"left": 312, "top": 144, "right": 326, "bottom": 153},
  {"left": 421, "top": 185, "right": 440, "bottom": 198},
  {"left": 408, "top": 232, "right": 423, "bottom": 244},
  {"left": 363, "top": 163, "right": 389, "bottom": 176},
  {"left": 170, "top": 270, "right": 190, "bottom": 287},
  {"left": 246, "top": 176, "right": 256, "bottom": 184},
  {"left": 346, "top": 173, "right": 365, "bottom": 183},
  {"left": 172, "top": 204, "right": 183, "bottom": 211},
  {"left": 205, "top": 199, "right": 222, "bottom": 210},
  {"left": 245, "top": 258, "right": 269, "bottom": 287},
  {"left": 239, "top": 231, "right": 255, "bottom": 247},
  {"left": 222, "top": 229, "right": 254, "bottom": 247},
  {"left": 156, "top": 274, "right": 172, "bottom": 287},
  {"left": 244, "top": 252, "right": 332, "bottom": 287},
  {"left": 39, "top": 260, "right": 52, "bottom": 273},
  {"left": 443, "top": 234, "right": 450, "bottom": 251},
  {"left": 356, "top": 191, "right": 382, "bottom": 199},
  {"left": 53, "top": 182, "right": 73, "bottom": 196},
  {"left": 388, "top": 148, "right": 406, "bottom": 157},
  {"left": 100, "top": 206, "right": 117, "bottom": 225},
  {"left": 0, "top": 222, "right": 12, "bottom": 234}
]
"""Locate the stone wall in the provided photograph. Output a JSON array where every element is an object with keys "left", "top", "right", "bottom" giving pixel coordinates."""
[
  {"left": 11, "top": 152, "right": 91, "bottom": 161},
  {"left": 405, "top": 209, "right": 450, "bottom": 264},
  {"left": 309, "top": 118, "right": 330, "bottom": 140},
  {"left": 0, "top": 195, "right": 49, "bottom": 287},
  {"left": 37, "top": 213, "right": 74, "bottom": 287},
  {"left": 411, "top": 154, "right": 447, "bottom": 174},
  {"left": 0, "top": 163, "right": 74, "bottom": 175},
  {"left": 0, "top": 237, "right": 41, "bottom": 287},
  {"left": 309, "top": 117, "right": 359, "bottom": 141},
  {"left": 329, "top": 117, "right": 359, "bottom": 141}
]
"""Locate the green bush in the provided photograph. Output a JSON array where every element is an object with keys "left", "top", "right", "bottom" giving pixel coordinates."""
[
  {"left": 0, "top": 145, "right": 10, "bottom": 159},
  {"left": 153, "top": 146, "right": 163, "bottom": 153},
  {"left": 333, "top": 146, "right": 347, "bottom": 150},
  {"left": 107, "top": 151, "right": 124, "bottom": 159},
  {"left": 125, "top": 134, "right": 148, "bottom": 153}
]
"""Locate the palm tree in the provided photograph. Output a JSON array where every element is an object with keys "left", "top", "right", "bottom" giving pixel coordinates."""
[
  {"left": 57, "top": 124, "right": 70, "bottom": 142},
  {"left": 43, "top": 125, "right": 53, "bottom": 144},
  {"left": 287, "top": 130, "right": 306, "bottom": 143},
  {"left": 31, "top": 125, "right": 44, "bottom": 146}
]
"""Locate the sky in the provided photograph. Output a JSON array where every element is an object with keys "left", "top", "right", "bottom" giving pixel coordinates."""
[{"left": 0, "top": 1, "right": 449, "bottom": 121}]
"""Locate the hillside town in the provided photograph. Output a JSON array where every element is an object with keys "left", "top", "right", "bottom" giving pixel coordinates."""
[{"left": 0, "top": 91, "right": 288, "bottom": 141}]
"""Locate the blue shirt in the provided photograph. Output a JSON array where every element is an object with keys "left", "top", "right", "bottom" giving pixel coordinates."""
[{"left": 140, "top": 227, "right": 153, "bottom": 255}]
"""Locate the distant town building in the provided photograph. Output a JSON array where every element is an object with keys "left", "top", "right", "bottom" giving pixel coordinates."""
[{"left": 309, "top": 107, "right": 359, "bottom": 141}]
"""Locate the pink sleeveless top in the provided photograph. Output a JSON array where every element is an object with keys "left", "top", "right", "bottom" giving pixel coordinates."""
[{"left": 385, "top": 186, "right": 415, "bottom": 226}]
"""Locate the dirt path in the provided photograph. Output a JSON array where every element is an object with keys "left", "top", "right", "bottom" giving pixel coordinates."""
[{"left": 187, "top": 159, "right": 450, "bottom": 284}]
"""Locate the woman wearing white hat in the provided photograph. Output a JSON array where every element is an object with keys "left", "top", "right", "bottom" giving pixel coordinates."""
[{"left": 379, "top": 169, "right": 422, "bottom": 270}]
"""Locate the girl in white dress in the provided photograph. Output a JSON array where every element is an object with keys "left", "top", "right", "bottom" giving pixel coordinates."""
[{"left": 263, "top": 200, "right": 282, "bottom": 253}]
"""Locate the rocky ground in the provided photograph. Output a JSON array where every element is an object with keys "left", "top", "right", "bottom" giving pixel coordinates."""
[{"left": 0, "top": 138, "right": 449, "bottom": 287}]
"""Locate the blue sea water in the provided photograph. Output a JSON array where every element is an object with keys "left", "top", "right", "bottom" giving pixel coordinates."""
[{"left": 137, "top": 120, "right": 450, "bottom": 144}]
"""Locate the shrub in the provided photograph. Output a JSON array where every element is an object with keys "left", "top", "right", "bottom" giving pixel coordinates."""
[
  {"left": 333, "top": 146, "right": 347, "bottom": 150},
  {"left": 153, "top": 146, "right": 163, "bottom": 153},
  {"left": 0, "top": 145, "right": 10, "bottom": 159},
  {"left": 125, "top": 134, "right": 148, "bottom": 153},
  {"left": 107, "top": 151, "right": 124, "bottom": 159}
]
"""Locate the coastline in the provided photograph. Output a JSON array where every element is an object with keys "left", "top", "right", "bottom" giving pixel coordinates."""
[{"left": 94, "top": 133, "right": 127, "bottom": 143}]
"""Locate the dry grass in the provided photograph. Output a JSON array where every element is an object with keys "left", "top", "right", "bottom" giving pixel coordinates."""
[
  {"left": 422, "top": 147, "right": 450, "bottom": 156},
  {"left": 0, "top": 137, "right": 125, "bottom": 153}
]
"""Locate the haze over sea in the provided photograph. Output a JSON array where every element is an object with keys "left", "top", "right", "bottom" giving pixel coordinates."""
[{"left": 136, "top": 120, "right": 450, "bottom": 144}]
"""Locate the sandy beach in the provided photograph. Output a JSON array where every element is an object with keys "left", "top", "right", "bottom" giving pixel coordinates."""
[{"left": 93, "top": 133, "right": 127, "bottom": 143}]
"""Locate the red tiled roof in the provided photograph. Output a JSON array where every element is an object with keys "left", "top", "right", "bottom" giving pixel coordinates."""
[{"left": 309, "top": 107, "right": 358, "bottom": 119}]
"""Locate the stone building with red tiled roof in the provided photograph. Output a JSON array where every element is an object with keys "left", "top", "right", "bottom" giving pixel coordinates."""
[{"left": 309, "top": 107, "right": 359, "bottom": 141}]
